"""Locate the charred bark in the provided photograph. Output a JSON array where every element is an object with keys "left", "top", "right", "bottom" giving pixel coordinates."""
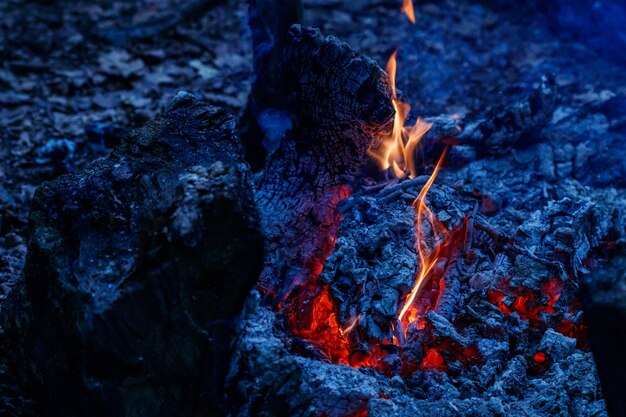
[
  {"left": 254, "top": 25, "right": 394, "bottom": 298},
  {"left": 582, "top": 246, "right": 626, "bottom": 417},
  {"left": 1, "top": 92, "right": 263, "bottom": 417},
  {"left": 241, "top": 0, "right": 303, "bottom": 169}
]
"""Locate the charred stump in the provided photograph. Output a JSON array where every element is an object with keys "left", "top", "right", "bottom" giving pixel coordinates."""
[
  {"left": 242, "top": 0, "right": 303, "bottom": 169},
  {"left": 254, "top": 24, "right": 395, "bottom": 299},
  {"left": 1, "top": 93, "right": 263, "bottom": 417},
  {"left": 582, "top": 246, "right": 626, "bottom": 417}
]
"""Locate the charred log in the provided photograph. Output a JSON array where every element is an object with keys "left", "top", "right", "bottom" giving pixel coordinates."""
[
  {"left": 1, "top": 92, "right": 263, "bottom": 417},
  {"left": 242, "top": 0, "right": 303, "bottom": 169},
  {"left": 254, "top": 24, "right": 394, "bottom": 298},
  {"left": 582, "top": 246, "right": 626, "bottom": 417}
]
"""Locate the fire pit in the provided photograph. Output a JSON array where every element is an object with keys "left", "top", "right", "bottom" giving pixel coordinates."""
[{"left": 1, "top": 1, "right": 625, "bottom": 416}]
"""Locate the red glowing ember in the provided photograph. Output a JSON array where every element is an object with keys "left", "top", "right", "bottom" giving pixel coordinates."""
[{"left": 533, "top": 352, "right": 547, "bottom": 363}]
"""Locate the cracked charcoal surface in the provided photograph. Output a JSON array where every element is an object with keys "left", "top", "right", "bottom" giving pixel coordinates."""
[
  {"left": 231, "top": 2, "right": 626, "bottom": 416},
  {"left": 1, "top": 0, "right": 626, "bottom": 416},
  {"left": 255, "top": 24, "right": 394, "bottom": 297}
]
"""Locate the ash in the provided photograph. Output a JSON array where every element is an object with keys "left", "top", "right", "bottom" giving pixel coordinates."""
[
  {"left": 1, "top": 0, "right": 625, "bottom": 416},
  {"left": 230, "top": 1, "right": 626, "bottom": 416}
]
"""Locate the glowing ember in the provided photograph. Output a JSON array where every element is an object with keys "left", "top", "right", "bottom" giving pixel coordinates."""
[
  {"left": 270, "top": 0, "right": 587, "bottom": 386},
  {"left": 533, "top": 352, "right": 547, "bottom": 363},
  {"left": 421, "top": 348, "right": 445, "bottom": 371},
  {"left": 486, "top": 277, "right": 587, "bottom": 350},
  {"left": 287, "top": 285, "right": 351, "bottom": 365}
]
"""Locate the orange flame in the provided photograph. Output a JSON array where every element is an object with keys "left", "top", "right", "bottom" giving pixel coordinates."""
[
  {"left": 340, "top": 314, "right": 360, "bottom": 336},
  {"left": 402, "top": 0, "right": 416, "bottom": 24},
  {"left": 368, "top": 51, "right": 431, "bottom": 178},
  {"left": 398, "top": 147, "right": 449, "bottom": 326}
]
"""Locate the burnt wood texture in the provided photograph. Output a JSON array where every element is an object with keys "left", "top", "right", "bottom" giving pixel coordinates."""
[
  {"left": 253, "top": 24, "right": 395, "bottom": 298},
  {"left": 1, "top": 93, "right": 263, "bottom": 417},
  {"left": 583, "top": 246, "right": 626, "bottom": 417}
]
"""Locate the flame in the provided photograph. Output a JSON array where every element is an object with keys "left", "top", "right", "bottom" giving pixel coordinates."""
[
  {"left": 398, "top": 147, "right": 449, "bottom": 326},
  {"left": 368, "top": 51, "right": 431, "bottom": 178},
  {"left": 368, "top": 41, "right": 450, "bottom": 338},
  {"left": 401, "top": 0, "right": 416, "bottom": 24},
  {"left": 340, "top": 314, "right": 360, "bottom": 336}
]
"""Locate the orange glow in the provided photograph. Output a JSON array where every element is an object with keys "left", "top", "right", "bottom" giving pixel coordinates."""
[
  {"left": 287, "top": 285, "right": 351, "bottom": 364},
  {"left": 401, "top": 0, "right": 416, "bottom": 24},
  {"left": 421, "top": 348, "right": 445, "bottom": 370},
  {"left": 285, "top": 285, "right": 387, "bottom": 369},
  {"left": 487, "top": 277, "right": 564, "bottom": 325},
  {"left": 367, "top": 51, "right": 432, "bottom": 178},
  {"left": 398, "top": 147, "right": 449, "bottom": 327}
]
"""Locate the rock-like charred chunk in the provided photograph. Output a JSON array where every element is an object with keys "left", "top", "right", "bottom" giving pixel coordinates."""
[
  {"left": 1, "top": 92, "right": 263, "bottom": 417},
  {"left": 582, "top": 247, "right": 626, "bottom": 417}
]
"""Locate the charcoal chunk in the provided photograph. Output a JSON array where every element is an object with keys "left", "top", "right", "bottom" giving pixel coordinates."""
[
  {"left": 1, "top": 92, "right": 263, "bottom": 417},
  {"left": 582, "top": 247, "right": 626, "bottom": 417}
]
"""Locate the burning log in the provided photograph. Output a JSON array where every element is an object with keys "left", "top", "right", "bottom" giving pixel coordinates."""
[
  {"left": 1, "top": 93, "right": 263, "bottom": 416},
  {"left": 254, "top": 24, "right": 394, "bottom": 298}
]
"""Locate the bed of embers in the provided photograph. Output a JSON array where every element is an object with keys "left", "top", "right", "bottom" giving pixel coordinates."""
[
  {"left": 1, "top": 1, "right": 626, "bottom": 417},
  {"left": 230, "top": 2, "right": 625, "bottom": 416}
]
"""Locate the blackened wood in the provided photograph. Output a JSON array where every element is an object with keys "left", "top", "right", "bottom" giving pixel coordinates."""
[
  {"left": 255, "top": 25, "right": 394, "bottom": 298},
  {"left": 458, "top": 74, "right": 557, "bottom": 155},
  {"left": 242, "top": 0, "right": 303, "bottom": 170},
  {"left": 582, "top": 246, "right": 626, "bottom": 417},
  {"left": 1, "top": 92, "right": 263, "bottom": 417}
]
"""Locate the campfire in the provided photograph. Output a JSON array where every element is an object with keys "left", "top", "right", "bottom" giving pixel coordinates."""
[
  {"left": 264, "top": 3, "right": 560, "bottom": 383},
  {"left": 1, "top": 1, "right": 625, "bottom": 416}
]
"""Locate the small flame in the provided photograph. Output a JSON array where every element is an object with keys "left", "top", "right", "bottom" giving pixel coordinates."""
[
  {"left": 340, "top": 314, "right": 360, "bottom": 336},
  {"left": 402, "top": 0, "right": 416, "bottom": 24},
  {"left": 368, "top": 51, "right": 431, "bottom": 178},
  {"left": 398, "top": 147, "right": 449, "bottom": 325},
  {"left": 368, "top": 42, "right": 450, "bottom": 335}
]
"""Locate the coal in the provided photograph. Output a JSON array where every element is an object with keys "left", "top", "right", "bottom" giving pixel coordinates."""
[
  {"left": 228, "top": 17, "right": 625, "bottom": 411},
  {"left": 1, "top": 92, "right": 263, "bottom": 416},
  {"left": 1, "top": 1, "right": 626, "bottom": 416}
]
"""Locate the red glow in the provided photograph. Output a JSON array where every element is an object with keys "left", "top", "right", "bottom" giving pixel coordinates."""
[
  {"left": 487, "top": 277, "right": 587, "bottom": 348},
  {"left": 487, "top": 278, "right": 563, "bottom": 324},
  {"left": 421, "top": 348, "right": 445, "bottom": 371},
  {"left": 533, "top": 352, "right": 547, "bottom": 363},
  {"left": 319, "top": 409, "right": 368, "bottom": 417},
  {"left": 557, "top": 319, "right": 587, "bottom": 349},
  {"left": 288, "top": 285, "right": 351, "bottom": 364},
  {"left": 346, "top": 410, "right": 368, "bottom": 417}
]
